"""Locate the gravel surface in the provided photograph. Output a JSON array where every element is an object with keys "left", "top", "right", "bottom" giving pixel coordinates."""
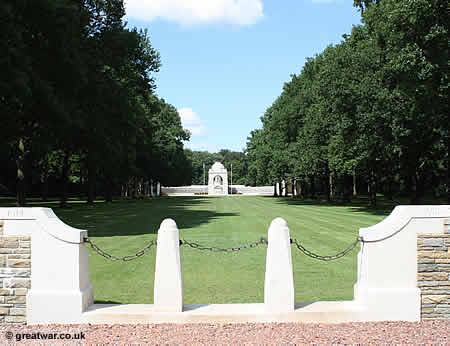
[{"left": 1, "top": 321, "right": 449, "bottom": 344}]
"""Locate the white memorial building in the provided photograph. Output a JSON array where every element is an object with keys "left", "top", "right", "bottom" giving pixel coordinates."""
[{"left": 208, "top": 162, "right": 228, "bottom": 195}]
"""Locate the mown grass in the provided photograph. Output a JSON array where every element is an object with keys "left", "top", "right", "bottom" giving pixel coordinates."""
[{"left": 0, "top": 196, "right": 392, "bottom": 304}]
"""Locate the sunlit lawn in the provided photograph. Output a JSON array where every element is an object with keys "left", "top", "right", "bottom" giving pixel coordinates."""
[{"left": 0, "top": 195, "right": 392, "bottom": 304}]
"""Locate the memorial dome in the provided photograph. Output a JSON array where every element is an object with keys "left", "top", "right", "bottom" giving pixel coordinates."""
[{"left": 211, "top": 162, "right": 225, "bottom": 171}]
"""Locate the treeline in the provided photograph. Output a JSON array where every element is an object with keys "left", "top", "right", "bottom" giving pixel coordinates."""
[
  {"left": 0, "top": 0, "right": 191, "bottom": 206},
  {"left": 245, "top": 0, "right": 448, "bottom": 205}
]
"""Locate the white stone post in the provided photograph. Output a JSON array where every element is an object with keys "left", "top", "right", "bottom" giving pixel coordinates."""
[
  {"left": 154, "top": 219, "right": 183, "bottom": 312},
  {"left": 157, "top": 182, "right": 161, "bottom": 197},
  {"left": 264, "top": 217, "right": 294, "bottom": 312},
  {"left": 150, "top": 180, "right": 154, "bottom": 197}
]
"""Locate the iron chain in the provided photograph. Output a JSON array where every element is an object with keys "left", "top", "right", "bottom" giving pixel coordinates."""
[
  {"left": 290, "top": 237, "right": 360, "bottom": 261},
  {"left": 85, "top": 234, "right": 362, "bottom": 262},
  {"left": 84, "top": 237, "right": 157, "bottom": 261},
  {"left": 180, "top": 237, "right": 268, "bottom": 252}
]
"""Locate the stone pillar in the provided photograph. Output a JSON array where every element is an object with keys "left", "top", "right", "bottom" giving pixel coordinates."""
[
  {"left": 157, "top": 182, "right": 161, "bottom": 197},
  {"left": 154, "top": 219, "right": 183, "bottom": 312},
  {"left": 264, "top": 217, "right": 294, "bottom": 312},
  {"left": 0, "top": 208, "right": 93, "bottom": 324},
  {"left": 417, "top": 219, "right": 450, "bottom": 320},
  {"left": 26, "top": 208, "right": 93, "bottom": 324},
  {"left": 354, "top": 205, "right": 450, "bottom": 321},
  {"left": 0, "top": 220, "right": 31, "bottom": 323}
]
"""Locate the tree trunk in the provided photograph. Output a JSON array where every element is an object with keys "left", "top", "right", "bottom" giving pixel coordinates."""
[
  {"left": 60, "top": 150, "right": 71, "bottom": 208},
  {"left": 447, "top": 158, "right": 450, "bottom": 204},
  {"left": 15, "top": 138, "right": 26, "bottom": 207},
  {"left": 79, "top": 167, "right": 84, "bottom": 199},
  {"left": 329, "top": 172, "right": 334, "bottom": 201},
  {"left": 87, "top": 152, "right": 96, "bottom": 204},
  {"left": 310, "top": 176, "right": 316, "bottom": 199},
  {"left": 298, "top": 180, "right": 303, "bottom": 199},
  {"left": 368, "top": 169, "right": 377, "bottom": 207},
  {"left": 41, "top": 159, "right": 49, "bottom": 202},
  {"left": 105, "top": 176, "right": 113, "bottom": 203},
  {"left": 343, "top": 174, "right": 352, "bottom": 202},
  {"left": 411, "top": 172, "right": 425, "bottom": 204},
  {"left": 353, "top": 171, "right": 357, "bottom": 197},
  {"left": 273, "top": 183, "right": 278, "bottom": 197},
  {"left": 41, "top": 177, "right": 49, "bottom": 202}
]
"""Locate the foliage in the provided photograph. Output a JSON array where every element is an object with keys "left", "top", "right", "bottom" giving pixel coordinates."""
[
  {"left": 245, "top": 0, "right": 448, "bottom": 204},
  {"left": 0, "top": 0, "right": 191, "bottom": 204}
]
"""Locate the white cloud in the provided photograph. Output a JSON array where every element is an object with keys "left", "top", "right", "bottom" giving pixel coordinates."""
[
  {"left": 125, "top": 0, "right": 264, "bottom": 26},
  {"left": 178, "top": 108, "right": 207, "bottom": 137}
]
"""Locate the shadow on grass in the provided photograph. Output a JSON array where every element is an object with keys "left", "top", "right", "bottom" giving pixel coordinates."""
[
  {"left": 0, "top": 196, "right": 240, "bottom": 238},
  {"left": 93, "top": 300, "right": 122, "bottom": 305},
  {"left": 265, "top": 195, "right": 396, "bottom": 217}
]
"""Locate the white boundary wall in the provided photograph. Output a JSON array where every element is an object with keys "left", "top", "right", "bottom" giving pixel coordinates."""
[
  {"left": 353, "top": 205, "right": 450, "bottom": 321},
  {"left": 161, "top": 185, "right": 273, "bottom": 196},
  {"left": 0, "top": 208, "right": 93, "bottom": 324},
  {"left": 0, "top": 205, "right": 448, "bottom": 324}
]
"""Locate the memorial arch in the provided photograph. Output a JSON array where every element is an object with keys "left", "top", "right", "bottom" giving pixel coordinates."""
[{"left": 208, "top": 162, "right": 228, "bottom": 195}]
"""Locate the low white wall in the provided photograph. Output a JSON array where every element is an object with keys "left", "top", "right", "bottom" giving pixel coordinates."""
[
  {"left": 161, "top": 185, "right": 207, "bottom": 196},
  {"left": 1, "top": 205, "right": 449, "bottom": 324},
  {"left": 0, "top": 208, "right": 93, "bottom": 324},
  {"left": 161, "top": 185, "right": 273, "bottom": 196},
  {"left": 354, "top": 205, "right": 450, "bottom": 321}
]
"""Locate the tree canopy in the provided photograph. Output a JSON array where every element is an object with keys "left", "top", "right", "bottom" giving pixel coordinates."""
[
  {"left": 0, "top": 0, "right": 191, "bottom": 205},
  {"left": 245, "top": 0, "right": 448, "bottom": 205}
]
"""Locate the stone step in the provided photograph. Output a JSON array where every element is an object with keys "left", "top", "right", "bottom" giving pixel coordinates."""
[{"left": 82, "top": 302, "right": 365, "bottom": 324}]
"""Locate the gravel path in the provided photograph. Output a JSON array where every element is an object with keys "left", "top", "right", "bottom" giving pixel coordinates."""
[{"left": 1, "top": 321, "right": 449, "bottom": 344}]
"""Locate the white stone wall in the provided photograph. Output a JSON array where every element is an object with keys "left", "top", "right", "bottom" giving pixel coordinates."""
[
  {"left": 161, "top": 185, "right": 208, "bottom": 196},
  {"left": 162, "top": 185, "right": 273, "bottom": 196},
  {"left": 354, "top": 205, "right": 450, "bottom": 321},
  {"left": 1, "top": 205, "right": 449, "bottom": 324},
  {"left": 0, "top": 208, "right": 93, "bottom": 324}
]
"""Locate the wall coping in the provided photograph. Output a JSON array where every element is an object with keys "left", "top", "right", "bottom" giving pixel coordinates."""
[
  {"left": 359, "top": 205, "right": 450, "bottom": 241},
  {"left": 0, "top": 207, "right": 86, "bottom": 244}
]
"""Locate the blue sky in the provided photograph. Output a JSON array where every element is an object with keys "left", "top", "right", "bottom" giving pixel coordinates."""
[{"left": 124, "top": 0, "right": 362, "bottom": 153}]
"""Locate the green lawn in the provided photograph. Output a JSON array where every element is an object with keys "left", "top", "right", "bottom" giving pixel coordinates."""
[{"left": 1, "top": 196, "right": 391, "bottom": 304}]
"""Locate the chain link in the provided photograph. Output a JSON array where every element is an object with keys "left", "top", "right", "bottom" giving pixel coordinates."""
[
  {"left": 290, "top": 237, "right": 360, "bottom": 261},
  {"left": 84, "top": 237, "right": 157, "bottom": 261},
  {"left": 85, "top": 233, "right": 362, "bottom": 262},
  {"left": 180, "top": 237, "right": 268, "bottom": 252}
]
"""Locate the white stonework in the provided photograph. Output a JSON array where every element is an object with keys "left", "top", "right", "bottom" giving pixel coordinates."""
[
  {"left": 1, "top": 205, "right": 449, "bottom": 324},
  {"left": 353, "top": 205, "right": 450, "bottom": 322},
  {"left": 0, "top": 208, "right": 93, "bottom": 324},
  {"left": 208, "top": 162, "right": 228, "bottom": 195},
  {"left": 264, "top": 218, "right": 294, "bottom": 312},
  {"left": 154, "top": 219, "right": 183, "bottom": 312}
]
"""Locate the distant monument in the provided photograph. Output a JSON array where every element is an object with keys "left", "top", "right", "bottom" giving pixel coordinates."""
[{"left": 208, "top": 162, "right": 228, "bottom": 195}]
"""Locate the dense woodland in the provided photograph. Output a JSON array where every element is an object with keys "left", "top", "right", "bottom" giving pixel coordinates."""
[
  {"left": 245, "top": 0, "right": 449, "bottom": 205},
  {"left": 1, "top": 0, "right": 191, "bottom": 206},
  {"left": 1, "top": 0, "right": 448, "bottom": 206}
]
